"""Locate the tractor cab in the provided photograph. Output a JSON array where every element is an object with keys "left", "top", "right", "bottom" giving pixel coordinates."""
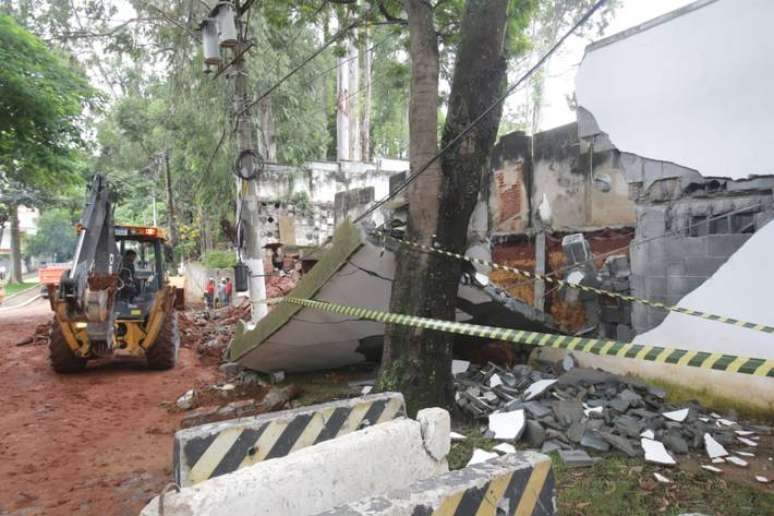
[{"left": 114, "top": 225, "right": 168, "bottom": 321}]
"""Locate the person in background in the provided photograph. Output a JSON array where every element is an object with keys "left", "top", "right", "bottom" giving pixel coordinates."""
[
  {"left": 205, "top": 277, "right": 215, "bottom": 309},
  {"left": 225, "top": 277, "right": 233, "bottom": 305},
  {"left": 217, "top": 278, "right": 227, "bottom": 307}
]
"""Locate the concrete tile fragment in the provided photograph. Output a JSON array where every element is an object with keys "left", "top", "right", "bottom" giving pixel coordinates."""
[
  {"left": 523, "top": 379, "right": 557, "bottom": 400},
  {"left": 488, "top": 374, "right": 503, "bottom": 388},
  {"left": 716, "top": 418, "right": 736, "bottom": 427},
  {"left": 737, "top": 436, "right": 758, "bottom": 447},
  {"left": 662, "top": 408, "right": 689, "bottom": 422},
  {"left": 736, "top": 451, "right": 754, "bottom": 457},
  {"left": 488, "top": 409, "right": 525, "bottom": 441},
  {"left": 704, "top": 433, "right": 729, "bottom": 458},
  {"left": 735, "top": 430, "right": 755, "bottom": 436},
  {"left": 361, "top": 386, "right": 373, "bottom": 395},
  {"left": 452, "top": 360, "right": 470, "bottom": 375},
  {"left": 653, "top": 472, "right": 672, "bottom": 483},
  {"left": 450, "top": 431, "right": 466, "bottom": 442},
  {"left": 467, "top": 449, "right": 499, "bottom": 466},
  {"left": 711, "top": 457, "right": 725, "bottom": 464},
  {"left": 701, "top": 465, "right": 723, "bottom": 473},
  {"left": 726, "top": 456, "right": 748, "bottom": 467},
  {"left": 755, "top": 476, "right": 770, "bottom": 484},
  {"left": 641, "top": 438, "right": 676, "bottom": 465},
  {"left": 640, "top": 429, "right": 655, "bottom": 439},
  {"left": 493, "top": 443, "right": 516, "bottom": 455},
  {"left": 558, "top": 449, "right": 596, "bottom": 467}
]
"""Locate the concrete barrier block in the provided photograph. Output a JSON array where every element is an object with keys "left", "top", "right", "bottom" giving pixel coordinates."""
[
  {"left": 314, "top": 451, "right": 555, "bottom": 516},
  {"left": 143, "top": 414, "right": 449, "bottom": 516},
  {"left": 174, "top": 392, "right": 406, "bottom": 487}
]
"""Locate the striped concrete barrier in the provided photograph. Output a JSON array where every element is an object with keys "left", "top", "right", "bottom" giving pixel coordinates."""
[
  {"left": 314, "top": 451, "right": 555, "bottom": 516},
  {"left": 174, "top": 392, "right": 406, "bottom": 486}
]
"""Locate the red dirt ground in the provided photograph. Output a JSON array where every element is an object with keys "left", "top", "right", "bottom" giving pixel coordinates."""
[{"left": 0, "top": 300, "right": 218, "bottom": 515}]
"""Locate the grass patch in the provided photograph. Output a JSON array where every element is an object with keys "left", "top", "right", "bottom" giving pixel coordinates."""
[
  {"left": 2, "top": 282, "right": 37, "bottom": 297},
  {"left": 448, "top": 425, "right": 497, "bottom": 470},
  {"left": 554, "top": 455, "right": 774, "bottom": 515},
  {"left": 645, "top": 377, "right": 774, "bottom": 423}
]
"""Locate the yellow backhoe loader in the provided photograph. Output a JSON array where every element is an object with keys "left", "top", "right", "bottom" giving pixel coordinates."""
[{"left": 47, "top": 174, "right": 179, "bottom": 372}]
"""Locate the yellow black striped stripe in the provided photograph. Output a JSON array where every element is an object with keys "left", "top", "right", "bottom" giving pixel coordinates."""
[
  {"left": 286, "top": 297, "right": 774, "bottom": 378},
  {"left": 377, "top": 232, "right": 774, "bottom": 336},
  {"left": 177, "top": 395, "right": 405, "bottom": 486},
  {"left": 427, "top": 459, "right": 554, "bottom": 516}
]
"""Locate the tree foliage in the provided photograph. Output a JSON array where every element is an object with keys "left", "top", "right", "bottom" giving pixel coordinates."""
[{"left": 25, "top": 208, "right": 78, "bottom": 262}]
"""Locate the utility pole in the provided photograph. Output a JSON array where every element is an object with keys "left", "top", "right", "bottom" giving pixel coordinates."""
[
  {"left": 163, "top": 149, "right": 178, "bottom": 247},
  {"left": 232, "top": 18, "right": 269, "bottom": 323},
  {"left": 200, "top": 1, "right": 268, "bottom": 322}
]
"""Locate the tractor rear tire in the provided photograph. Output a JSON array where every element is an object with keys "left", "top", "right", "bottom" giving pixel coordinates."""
[
  {"left": 146, "top": 311, "right": 179, "bottom": 370},
  {"left": 49, "top": 319, "right": 87, "bottom": 373}
]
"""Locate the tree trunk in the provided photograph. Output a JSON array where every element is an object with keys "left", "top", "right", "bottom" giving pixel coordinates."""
[
  {"left": 163, "top": 150, "right": 179, "bottom": 247},
  {"left": 379, "top": 0, "right": 510, "bottom": 415},
  {"left": 9, "top": 204, "right": 23, "bottom": 284},
  {"left": 380, "top": 0, "right": 446, "bottom": 414}
]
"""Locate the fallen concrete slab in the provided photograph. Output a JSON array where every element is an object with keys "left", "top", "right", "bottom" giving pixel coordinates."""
[
  {"left": 143, "top": 408, "right": 448, "bottom": 516},
  {"left": 174, "top": 392, "right": 406, "bottom": 487},
  {"left": 313, "top": 451, "right": 555, "bottom": 516},
  {"left": 229, "top": 221, "right": 558, "bottom": 373}
]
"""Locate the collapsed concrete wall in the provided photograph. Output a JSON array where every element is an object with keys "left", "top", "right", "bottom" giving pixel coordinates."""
[{"left": 578, "top": 108, "right": 774, "bottom": 333}]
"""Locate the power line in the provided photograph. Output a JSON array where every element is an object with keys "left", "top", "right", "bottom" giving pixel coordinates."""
[{"left": 354, "top": 0, "right": 609, "bottom": 223}]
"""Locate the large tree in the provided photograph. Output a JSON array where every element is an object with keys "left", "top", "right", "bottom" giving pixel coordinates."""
[
  {"left": 380, "top": 0, "right": 535, "bottom": 413},
  {"left": 0, "top": 13, "right": 96, "bottom": 283}
]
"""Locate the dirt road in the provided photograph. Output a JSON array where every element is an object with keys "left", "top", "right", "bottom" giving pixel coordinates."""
[{"left": 0, "top": 300, "right": 218, "bottom": 515}]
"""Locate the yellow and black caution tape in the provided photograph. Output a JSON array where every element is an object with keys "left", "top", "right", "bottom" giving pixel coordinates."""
[
  {"left": 286, "top": 297, "right": 774, "bottom": 378},
  {"left": 376, "top": 232, "right": 774, "bottom": 336}
]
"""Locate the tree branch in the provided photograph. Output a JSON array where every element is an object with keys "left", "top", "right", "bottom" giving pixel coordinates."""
[{"left": 378, "top": 1, "right": 407, "bottom": 24}]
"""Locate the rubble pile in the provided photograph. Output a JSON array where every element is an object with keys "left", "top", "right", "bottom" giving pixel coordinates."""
[
  {"left": 266, "top": 274, "right": 296, "bottom": 299},
  {"left": 179, "top": 303, "right": 251, "bottom": 358},
  {"left": 454, "top": 361, "right": 769, "bottom": 477}
]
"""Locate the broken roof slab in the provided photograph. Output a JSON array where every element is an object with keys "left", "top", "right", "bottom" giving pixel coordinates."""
[{"left": 229, "top": 221, "right": 558, "bottom": 373}]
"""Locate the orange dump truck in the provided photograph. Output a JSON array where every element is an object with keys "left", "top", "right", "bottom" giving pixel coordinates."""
[{"left": 38, "top": 263, "right": 71, "bottom": 298}]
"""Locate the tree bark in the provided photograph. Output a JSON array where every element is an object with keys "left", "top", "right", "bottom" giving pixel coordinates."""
[
  {"left": 9, "top": 204, "right": 23, "bottom": 284},
  {"left": 163, "top": 150, "right": 179, "bottom": 247},
  {"left": 380, "top": 0, "right": 446, "bottom": 414},
  {"left": 379, "top": 0, "right": 509, "bottom": 415}
]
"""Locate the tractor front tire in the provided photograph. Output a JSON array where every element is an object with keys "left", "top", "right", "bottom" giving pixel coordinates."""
[
  {"left": 49, "top": 319, "right": 87, "bottom": 373},
  {"left": 146, "top": 311, "right": 179, "bottom": 370}
]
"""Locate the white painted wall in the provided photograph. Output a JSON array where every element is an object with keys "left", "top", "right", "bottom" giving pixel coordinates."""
[
  {"left": 576, "top": 0, "right": 774, "bottom": 179},
  {"left": 634, "top": 220, "right": 774, "bottom": 359}
]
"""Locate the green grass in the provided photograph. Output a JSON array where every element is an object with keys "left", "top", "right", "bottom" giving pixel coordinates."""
[
  {"left": 553, "top": 455, "right": 774, "bottom": 515},
  {"left": 2, "top": 281, "right": 37, "bottom": 297}
]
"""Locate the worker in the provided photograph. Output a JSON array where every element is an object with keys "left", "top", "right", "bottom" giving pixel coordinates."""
[
  {"left": 216, "top": 278, "right": 226, "bottom": 308},
  {"left": 119, "top": 249, "right": 138, "bottom": 301},
  {"left": 205, "top": 277, "right": 215, "bottom": 309},
  {"left": 225, "top": 277, "right": 233, "bottom": 305}
]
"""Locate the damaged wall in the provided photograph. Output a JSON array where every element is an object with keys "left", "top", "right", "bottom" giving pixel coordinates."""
[
  {"left": 255, "top": 159, "right": 408, "bottom": 248},
  {"left": 489, "top": 123, "right": 635, "bottom": 235}
]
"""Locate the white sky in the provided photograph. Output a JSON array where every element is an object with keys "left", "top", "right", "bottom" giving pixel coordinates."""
[{"left": 522, "top": 0, "right": 696, "bottom": 132}]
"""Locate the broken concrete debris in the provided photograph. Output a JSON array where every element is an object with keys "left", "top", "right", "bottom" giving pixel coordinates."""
[
  {"left": 454, "top": 362, "right": 762, "bottom": 468},
  {"left": 641, "top": 438, "right": 676, "bottom": 466},
  {"left": 704, "top": 433, "right": 729, "bottom": 459},
  {"left": 488, "top": 409, "right": 525, "bottom": 441},
  {"left": 700, "top": 465, "right": 723, "bottom": 474},
  {"left": 176, "top": 389, "right": 196, "bottom": 410},
  {"left": 725, "top": 456, "right": 748, "bottom": 468},
  {"left": 493, "top": 443, "right": 516, "bottom": 455},
  {"left": 558, "top": 449, "right": 597, "bottom": 468},
  {"left": 653, "top": 472, "right": 672, "bottom": 483},
  {"left": 467, "top": 449, "right": 499, "bottom": 466}
]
